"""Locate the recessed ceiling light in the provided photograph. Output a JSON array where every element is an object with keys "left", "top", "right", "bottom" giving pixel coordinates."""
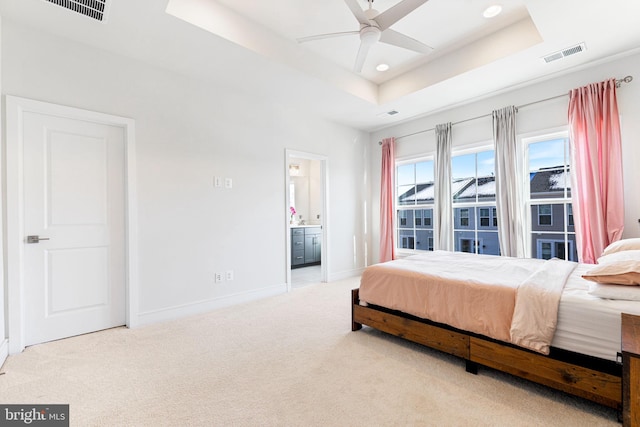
[
  {"left": 376, "top": 63, "right": 390, "bottom": 72},
  {"left": 483, "top": 4, "right": 502, "bottom": 18}
]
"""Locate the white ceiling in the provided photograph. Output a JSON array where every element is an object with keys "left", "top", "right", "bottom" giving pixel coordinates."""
[
  {"left": 1, "top": 0, "right": 639, "bottom": 131},
  {"left": 211, "top": 0, "right": 532, "bottom": 84}
]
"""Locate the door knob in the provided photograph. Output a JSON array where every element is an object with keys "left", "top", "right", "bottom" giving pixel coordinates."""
[{"left": 26, "top": 235, "right": 50, "bottom": 244}]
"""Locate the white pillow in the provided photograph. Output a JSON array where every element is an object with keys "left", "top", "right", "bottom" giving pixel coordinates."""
[
  {"left": 589, "top": 282, "right": 640, "bottom": 301},
  {"left": 601, "top": 238, "right": 640, "bottom": 256},
  {"left": 597, "top": 250, "right": 640, "bottom": 264}
]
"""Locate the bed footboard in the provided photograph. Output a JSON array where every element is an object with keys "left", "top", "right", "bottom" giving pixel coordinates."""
[
  {"left": 352, "top": 288, "right": 469, "bottom": 359},
  {"left": 351, "top": 288, "right": 627, "bottom": 416},
  {"left": 351, "top": 288, "right": 363, "bottom": 332}
]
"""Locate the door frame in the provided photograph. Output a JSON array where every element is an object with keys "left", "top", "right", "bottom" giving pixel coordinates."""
[
  {"left": 285, "top": 149, "right": 328, "bottom": 291},
  {"left": 5, "top": 96, "right": 139, "bottom": 354}
]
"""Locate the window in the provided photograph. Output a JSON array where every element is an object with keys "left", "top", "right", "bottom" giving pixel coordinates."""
[
  {"left": 396, "top": 158, "right": 435, "bottom": 252},
  {"left": 401, "top": 235, "right": 415, "bottom": 249},
  {"left": 393, "top": 130, "right": 579, "bottom": 260},
  {"left": 479, "top": 208, "right": 490, "bottom": 227},
  {"left": 538, "top": 239, "right": 573, "bottom": 260},
  {"left": 538, "top": 204, "right": 552, "bottom": 226},
  {"left": 567, "top": 204, "right": 574, "bottom": 227},
  {"left": 452, "top": 149, "right": 500, "bottom": 255},
  {"left": 459, "top": 208, "right": 470, "bottom": 227},
  {"left": 526, "top": 133, "right": 577, "bottom": 261},
  {"left": 423, "top": 209, "right": 432, "bottom": 226},
  {"left": 460, "top": 239, "right": 477, "bottom": 253},
  {"left": 399, "top": 210, "right": 409, "bottom": 227},
  {"left": 540, "top": 241, "right": 552, "bottom": 260}
]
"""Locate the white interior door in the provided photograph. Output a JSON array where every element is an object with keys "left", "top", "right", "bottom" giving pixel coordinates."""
[{"left": 22, "top": 111, "right": 126, "bottom": 347}]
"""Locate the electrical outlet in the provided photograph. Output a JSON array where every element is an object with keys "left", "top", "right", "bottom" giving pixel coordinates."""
[
  {"left": 215, "top": 272, "right": 224, "bottom": 283},
  {"left": 226, "top": 270, "right": 234, "bottom": 281},
  {"left": 225, "top": 178, "right": 233, "bottom": 189}
]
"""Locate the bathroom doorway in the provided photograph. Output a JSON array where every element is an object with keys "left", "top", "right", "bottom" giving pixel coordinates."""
[{"left": 285, "top": 150, "right": 328, "bottom": 290}]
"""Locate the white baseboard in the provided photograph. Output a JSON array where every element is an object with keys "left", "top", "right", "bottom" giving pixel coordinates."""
[
  {"left": 327, "top": 268, "right": 364, "bottom": 282},
  {"left": 135, "top": 283, "right": 288, "bottom": 327},
  {"left": 0, "top": 339, "right": 8, "bottom": 368}
]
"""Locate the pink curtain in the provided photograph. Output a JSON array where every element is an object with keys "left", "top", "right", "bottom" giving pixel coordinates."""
[
  {"left": 568, "top": 79, "right": 624, "bottom": 264},
  {"left": 380, "top": 137, "right": 396, "bottom": 262}
]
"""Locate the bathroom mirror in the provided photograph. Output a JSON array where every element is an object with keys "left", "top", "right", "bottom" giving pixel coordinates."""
[{"left": 289, "top": 159, "right": 322, "bottom": 226}]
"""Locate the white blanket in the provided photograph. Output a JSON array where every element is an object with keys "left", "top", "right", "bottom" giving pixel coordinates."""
[{"left": 510, "top": 258, "right": 578, "bottom": 354}]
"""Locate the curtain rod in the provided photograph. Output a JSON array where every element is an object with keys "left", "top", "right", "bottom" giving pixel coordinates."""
[{"left": 378, "top": 75, "right": 634, "bottom": 145}]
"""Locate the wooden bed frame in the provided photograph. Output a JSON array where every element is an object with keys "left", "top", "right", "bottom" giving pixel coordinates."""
[{"left": 352, "top": 288, "right": 640, "bottom": 426}]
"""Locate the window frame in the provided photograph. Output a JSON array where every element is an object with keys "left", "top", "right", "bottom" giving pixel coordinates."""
[
  {"left": 479, "top": 207, "right": 490, "bottom": 227},
  {"left": 451, "top": 143, "right": 500, "bottom": 255},
  {"left": 394, "top": 155, "right": 435, "bottom": 255},
  {"left": 391, "top": 127, "right": 576, "bottom": 261},
  {"left": 522, "top": 128, "right": 576, "bottom": 261},
  {"left": 459, "top": 208, "right": 470, "bottom": 227},
  {"left": 537, "top": 238, "right": 574, "bottom": 260},
  {"left": 537, "top": 204, "right": 553, "bottom": 226}
]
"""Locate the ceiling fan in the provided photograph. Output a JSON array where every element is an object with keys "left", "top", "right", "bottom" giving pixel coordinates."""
[{"left": 297, "top": 0, "right": 433, "bottom": 73}]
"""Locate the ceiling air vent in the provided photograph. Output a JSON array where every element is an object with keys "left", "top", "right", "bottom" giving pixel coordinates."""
[
  {"left": 44, "top": 0, "right": 108, "bottom": 22},
  {"left": 542, "top": 42, "right": 587, "bottom": 63},
  {"left": 376, "top": 109, "right": 400, "bottom": 118}
]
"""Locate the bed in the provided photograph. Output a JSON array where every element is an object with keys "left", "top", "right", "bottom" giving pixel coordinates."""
[{"left": 351, "top": 248, "right": 640, "bottom": 425}]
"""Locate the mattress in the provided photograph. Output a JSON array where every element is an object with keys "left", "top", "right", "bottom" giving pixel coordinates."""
[{"left": 553, "top": 263, "right": 640, "bottom": 361}]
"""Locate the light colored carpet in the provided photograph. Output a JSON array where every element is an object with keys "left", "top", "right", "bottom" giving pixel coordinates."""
[{"left": 0, "top": 277, "right": 618, "bottom": 426}]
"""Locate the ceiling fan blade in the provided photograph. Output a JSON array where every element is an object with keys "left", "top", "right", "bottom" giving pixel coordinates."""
[
  {"left": 297, "top": 31, "right": 360, "bottom": 43},
  {"left": 379, "top": 29, "right": 433, "bottom": 54},
  {"left": 375, "top": 0, "right": 429, "bottom": 31},
  {"left": 353, "top": 40, "right": 372, "bottom": 73},
  {"left": 344, "top": 0, "right": 370, "bottom": 26}
]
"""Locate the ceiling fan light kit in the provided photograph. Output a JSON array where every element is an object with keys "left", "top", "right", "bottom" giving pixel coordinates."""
[
  {"left": 296, "top": 0, "right": 432, "bottom": 73},
  {"left": 360, "top": 26, "right": 382, "bottom": 45}
]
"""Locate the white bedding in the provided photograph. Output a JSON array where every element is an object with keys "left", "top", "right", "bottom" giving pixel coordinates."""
[{"left": 552, "top": 263, "right": 640, "bottom": 361}]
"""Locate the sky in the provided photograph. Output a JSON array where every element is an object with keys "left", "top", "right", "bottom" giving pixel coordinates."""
[
  {"left": 397, "top": 137, "right": 569, "bottom": 186},
  {"left": 528, "top": 138, "right": 568, "bottom": 172}
]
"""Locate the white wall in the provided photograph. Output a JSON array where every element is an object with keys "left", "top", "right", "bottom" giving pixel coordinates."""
[
  {"left": 1, "top": 20, "right": 368, "bottom": 326},
  {"left": 369, "top": 52, "right": 640, "bottom": 263}
]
